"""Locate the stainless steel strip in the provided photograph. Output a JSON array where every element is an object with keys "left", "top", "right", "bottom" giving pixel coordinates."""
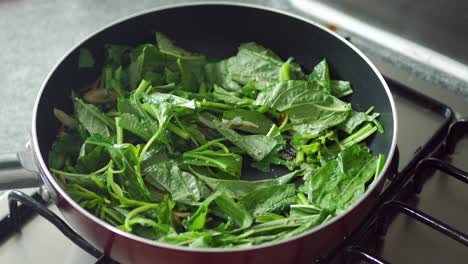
[{"left": 290, "top": 0, "right": 468, "bottom": 98}]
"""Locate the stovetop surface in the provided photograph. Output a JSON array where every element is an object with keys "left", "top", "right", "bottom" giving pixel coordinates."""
[
  {"left": 0, "top": 1, "right": 467, "bottom": 264},
  {"left": 378, "top": 140, "right": 468, "bottom": 264}
]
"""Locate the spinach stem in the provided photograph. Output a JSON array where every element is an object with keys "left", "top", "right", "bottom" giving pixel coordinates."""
[
  {"left": 50, "top": 168, "right": 93, "bottom": 178},
  {"left": 341, "top": 123, "right": 377, "bottom": 148},
  {"left": 279, "top": 114, "right": 289, "bottom": 130},
  {"left": 106, "top": 165, "right": 154, "bottom": 207},
  {"left": 256, "top": 105, "right": 269, "bottom": 113},
  {"left": 199, "top": 82, "right": 207, "bottom": 93},
  {"left": 295, "top": 150, "right": 305, "bottom": 165},
  {"left": 375, "top": 154, "right": 386, "bottom": 178},
  {"left": 267, "top": 110, "right": 281, "bottom": 119},
  {"left": 115, "top": 117, "right": 123, "bottom": 144},
  {"left": 257, "top": 105, "right": 282, "bottom": 120},
  {"left": 365, "top": 106, "right": 375, "bottom": 115},
  {"left": 190, "top": 138, "right": 227, "bottom": 152},
  {"left": 128, "top": 218, "right": 167, "bottom": 232},
  {"left": 124, "top": 204, "right": 159, "bottom": 231},
  {"left": 101, "top": 207, "right": 125, "bottom": 224},
  {"left": 279, "top": 58, "right": 292, "bottom": 81},
  {"left": 197, "top": 100, "right": 234, "bottom": 110},
  {"left": 134, "top": 79, "right": 150, "bottom": 99},
  {"left": 297, "top": 193, "right": 309, "bottom": 205},
  {"left": 141, "top": 103, "right": 189, "bottom": 140},
  {"left": 183, "top": 153, "right": 229, "bottom": 170},
  {"left": 139, "top": 125, "right": 164, "bottom": 163},
  {"left": 167, "top": 122, "right": 191, "bottom": 140}
]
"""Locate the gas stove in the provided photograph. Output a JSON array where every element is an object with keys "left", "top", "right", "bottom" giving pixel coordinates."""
[{"left": 0, "top": 1, "right": 467, "bottom": 264}]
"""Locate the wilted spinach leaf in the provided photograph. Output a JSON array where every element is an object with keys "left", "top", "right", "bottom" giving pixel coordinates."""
[
  {"left": 309, "top": 144, "right": 380, "bottom": 212},
  {"left": 256, "top": 80, "right": 351, "bottom": 134},
  {"left": 74, "top": 98, "right": 114, "bottom": 137},
  {"left": 212, "top": 119, "right": 277, "bottom": 161},
  {"left": 238, "top": 184, "right": 296, "bottom": 216}
]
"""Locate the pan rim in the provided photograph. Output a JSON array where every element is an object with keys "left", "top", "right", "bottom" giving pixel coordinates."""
[{"left": 31, "top": 1, "right": 398, "bottom": 254}]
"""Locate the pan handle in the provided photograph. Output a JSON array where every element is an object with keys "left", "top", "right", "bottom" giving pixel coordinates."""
[{"left": 0, "top": 151, "right": 41, "bottom": 190}]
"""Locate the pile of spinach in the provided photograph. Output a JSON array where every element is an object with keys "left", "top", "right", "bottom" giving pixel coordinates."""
[{"left": 49, "top": 33, "right": 385, "bottom": 248}]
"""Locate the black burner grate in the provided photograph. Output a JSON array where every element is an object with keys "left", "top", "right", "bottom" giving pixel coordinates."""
[
  {"left": 337, "top": 119, "right": 468, "bottom": 264},
  {"left": 1, "top": 82, "right": 467, "bottom": 264}
]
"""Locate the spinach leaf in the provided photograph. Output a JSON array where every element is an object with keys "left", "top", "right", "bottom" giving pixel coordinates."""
[
  {"left": 183, "top": 148, "right": 242, "bottom": 179},
  {"left": 211, "top": 85, "right": 254, "bottom": 106},
  {"left": 310, "top": 144, "right": 379, "bottom": 212},
  {"left": 235, "top": 215, "right": 319, "bottom": 238},
  {"left": 238, "top": 184, "right": 296, "bottom": 216},
  {"left": 105, "top": 45, "right": 131, "bottom": 68},
  {"left": 255, "top": 80, "right": 351, "bottom": 134},
  {"left": 307, "top": 59, "right": 330, "bottom": 92},
  {"left": 222, "top": 109, "right": 273, "bottom": 134},
  {"left": 84, "top": 134, "right": 153, "bottom": 201},
  {"left": 157, "top": 196, "right": 176, "bottom": 226},
  {"left": 103, "top": 65, "right": 128, "bottom": 98},
  {"left": 255, "top": 213, "right": 285, "bottom": 223},
  {"left": 277, "top": 209, "right": 331, "bottom": 240},
  {"left": 183, "top": 192, "right": 221, "bottom": 231},
  {"left": 75, "top": 144, "right": 109, "bottom": 173},
  {"left": 331, "top": 80, "right": 353, "bottom": 97},
  {"left": 140, "top": 145, "right": 169, "bottom": 170},
  {"left": 143, "top": 92, "right": 196, "bottom": 122},
  {"left": 156, "top": 33, "right": 205, "bottom": 61},
  {"left": 161, "top": 230, "right": 222, "bottom": 247},
  {"left": 212, "top": 119, "right": 277, "bottom": 161},
  {"left": 140, "top": 92, "right": 196, "bottom": 159},
  {"left": 48, "top": 131, "right": 83, "bottom": 169},
  {"left": 205, "top": 42, "right": 303, "bottom": 91},
  {"left": 74, "top": 98, "right": 114, "bottom": 137},
  {"left": 128, "top": 44, "right": 166, "bottom": 89},
  {"left": 119, "top": 113, "right": 156, "bottom": 141},
  {"left": 176, "top": 58, "right": 198, "bottom": 92},
  {"left": 65, "top": 184, "right": 109, "bottom": 212},
  {"left": 214, "top": 192, "right": 253, "bottom": 229},
  {"left": 144, "top": 161, "right": 202, "bottom": 204},
  {"left": 338, "top": 111, "right": 379, "bottom": 134},
  {"left": 289, "top": 204, "right": 321, "bottom": 217},
  {"left": 239, "top": 80, "right": 260, "bottom": 99},
  {"left": 251, "top": 124, "right": 293, "bottom": 172},
  {"left": 194, "top": 170, "right": 300, "bottom": 200}
]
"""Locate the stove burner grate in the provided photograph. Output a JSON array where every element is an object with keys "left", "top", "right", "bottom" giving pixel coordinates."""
[{"left": 340, "top": 119, "right": 468, "bottom": 264}]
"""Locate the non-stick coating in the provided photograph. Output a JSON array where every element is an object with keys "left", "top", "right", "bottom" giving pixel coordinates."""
[{"left": 33, "top": 4, "right": 395, "bottom": 263}]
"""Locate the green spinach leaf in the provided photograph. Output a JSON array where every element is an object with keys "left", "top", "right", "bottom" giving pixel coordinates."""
[
  {"left": 310, "top": 144, "right": 379, "bottom": 212},
  {"left": 331, "top": 80, "right": 353, "bottom": 97},
  {"left": 238, "top": 184, "right": 296, "bottom": 216},
  {"left": 74, "top": 98, "right": 114, "bottom": 137},
  {"left": 212, "top": 119, "right": 277, "bottom": 161},
  {"left": 222, "top": 109, "right": 273, "bottom": 134},
  {"left": 256, "top": 80, "right": 351, "bottom": 134},
  {"left": 144, "top": 161, "right": 202, "bottom": 204}
]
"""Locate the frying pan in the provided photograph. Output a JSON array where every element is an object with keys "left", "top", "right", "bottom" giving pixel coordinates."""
[{"left": 0, "top": 3, "right": 397, "bottom": 264}]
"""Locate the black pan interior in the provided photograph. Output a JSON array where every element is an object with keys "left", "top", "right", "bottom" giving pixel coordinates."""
[{"left": 36, "top": 4, "right": 394, "bottom": 180}]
